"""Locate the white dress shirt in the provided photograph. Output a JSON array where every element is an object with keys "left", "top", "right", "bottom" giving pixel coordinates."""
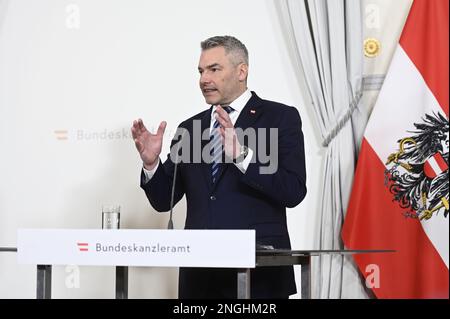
[{"left": 143, "top": 89, "right": 254, "bottom": 182}]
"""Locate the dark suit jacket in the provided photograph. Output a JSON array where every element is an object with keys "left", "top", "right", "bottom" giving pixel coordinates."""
[{"left": 141, "top": 91, "right": 307, "bottom": 298}]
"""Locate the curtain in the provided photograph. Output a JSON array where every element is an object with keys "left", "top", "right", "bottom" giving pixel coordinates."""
[{"left": 275, "top": 0, "right": 371, "bottom": 298}]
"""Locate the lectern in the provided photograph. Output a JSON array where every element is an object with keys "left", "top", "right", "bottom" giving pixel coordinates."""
[{"left": 0, "top": 229, "right": 393, "bottom": 299}]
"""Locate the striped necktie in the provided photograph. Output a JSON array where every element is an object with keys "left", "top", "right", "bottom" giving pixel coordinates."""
[{"left": 210, "top": 106, "right": 234, "bottom": 183}]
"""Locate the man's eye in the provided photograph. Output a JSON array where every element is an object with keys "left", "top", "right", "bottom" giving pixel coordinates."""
[{"left": 212, "top": 68, "right": 218, "bottom": 72}]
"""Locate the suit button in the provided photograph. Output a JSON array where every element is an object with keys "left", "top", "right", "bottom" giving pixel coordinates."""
[{"left": 210, "top": 195, "right": 216, "bottom": 201}]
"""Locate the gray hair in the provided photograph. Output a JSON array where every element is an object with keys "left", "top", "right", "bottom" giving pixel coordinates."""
[{"left": 201, "top": 36, "right": 249, "bottom": 66}]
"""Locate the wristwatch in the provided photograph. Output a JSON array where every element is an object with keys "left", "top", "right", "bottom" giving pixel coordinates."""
[{"left": 234, "top": 145, "right": 249, "bottom": 164}]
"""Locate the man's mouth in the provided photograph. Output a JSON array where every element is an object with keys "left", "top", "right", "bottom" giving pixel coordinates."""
[{"left": 203, "top": 88, "right": 218, "bottom": 94}]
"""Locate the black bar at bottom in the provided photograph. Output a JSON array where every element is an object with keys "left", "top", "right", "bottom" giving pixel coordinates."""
[
  {"left": 115, "top": 266, "right": 128, "bottom": 299},
  {"left": 36, "top": 265, "right": 52, "bottom": 299}
]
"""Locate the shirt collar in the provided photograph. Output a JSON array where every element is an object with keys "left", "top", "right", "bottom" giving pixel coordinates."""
[{"left": 211, "top": 89, "right": 251, "bottom": 115}]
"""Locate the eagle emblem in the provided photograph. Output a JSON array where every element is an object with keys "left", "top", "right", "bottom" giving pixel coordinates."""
[{"left": 384, "top": 112, "right": 449, "bottom": 220}]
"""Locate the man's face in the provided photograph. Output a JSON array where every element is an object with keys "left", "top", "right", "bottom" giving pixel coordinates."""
[{"left": 198, "top": 46, "right": 247, "bottom": 106}]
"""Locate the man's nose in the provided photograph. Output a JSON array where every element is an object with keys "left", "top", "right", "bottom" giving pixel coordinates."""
[{"left": 200, "top": 72, "right": 211, "bottom": 85}]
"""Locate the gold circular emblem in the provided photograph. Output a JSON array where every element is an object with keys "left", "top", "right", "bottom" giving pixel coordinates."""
[{"left": 364, "top": 38, "right": 381, "bottom": 58}]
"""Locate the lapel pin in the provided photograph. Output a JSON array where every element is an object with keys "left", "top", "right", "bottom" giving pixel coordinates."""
[{"left": 250, "top": 109, "right": 256, "bottom": 114}]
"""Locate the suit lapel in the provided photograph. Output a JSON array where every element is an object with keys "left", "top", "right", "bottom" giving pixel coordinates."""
[
  {"left": 211, "top": 92, "right": 264, "bottom": 190},
  {"left": 234, "top": 92, "right": 264, "bottom": 130}
]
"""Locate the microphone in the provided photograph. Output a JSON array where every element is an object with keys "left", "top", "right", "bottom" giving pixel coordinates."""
[
  {"left": 167, "top": 160, "right": 177, "bottom": 230},
  {"left": 167, "top": 127, "right": 187, "bottom": 230}
]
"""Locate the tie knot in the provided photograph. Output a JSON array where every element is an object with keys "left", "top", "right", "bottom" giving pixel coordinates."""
[{"left": 222, "top": 105, "right": 234, "bottom": 114}]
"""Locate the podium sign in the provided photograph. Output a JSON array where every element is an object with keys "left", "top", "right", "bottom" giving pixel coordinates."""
[{"left": 17, "top": 229, "right": 255, "bottom": 268}]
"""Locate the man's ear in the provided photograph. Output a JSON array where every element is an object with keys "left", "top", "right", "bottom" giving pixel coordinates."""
[{"left": 238, "top": 63, "right": 249, "bottom": 82}]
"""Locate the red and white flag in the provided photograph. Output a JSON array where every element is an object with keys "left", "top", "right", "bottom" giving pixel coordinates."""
[{"left": 342, "top": 0, "right": 449, "bottom": 298}]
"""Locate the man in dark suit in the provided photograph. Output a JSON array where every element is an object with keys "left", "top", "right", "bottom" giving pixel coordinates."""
[{"left": 132, "top": 36, "right": 307, "bottom": 299}]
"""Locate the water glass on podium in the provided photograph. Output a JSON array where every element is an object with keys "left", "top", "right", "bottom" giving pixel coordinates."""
[{"left": 102, "top": 205, "right": 120, "bottom": 229}]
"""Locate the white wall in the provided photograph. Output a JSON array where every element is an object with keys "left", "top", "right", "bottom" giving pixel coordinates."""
[{"left": 0, "top": 0, "right": 322, "bottom": 298}]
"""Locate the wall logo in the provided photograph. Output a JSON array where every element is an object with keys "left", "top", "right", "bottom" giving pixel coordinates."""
[
  {"left": 54, "top": 130, "right": 68, "bottom": 141},
  {"left": 77, "top": 242, "right": 89, "bottom": 252},
  {"left": 54, "top": 128, "right": 134, "bottom": 142}
]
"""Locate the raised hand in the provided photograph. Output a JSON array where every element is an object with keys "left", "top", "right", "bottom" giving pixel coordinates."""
[
  {"left": 214, "top": 105, "right": 241, "bottom": 160},
  {"left": 131, "top": 119, "right": 167, "bottom": 170}
]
